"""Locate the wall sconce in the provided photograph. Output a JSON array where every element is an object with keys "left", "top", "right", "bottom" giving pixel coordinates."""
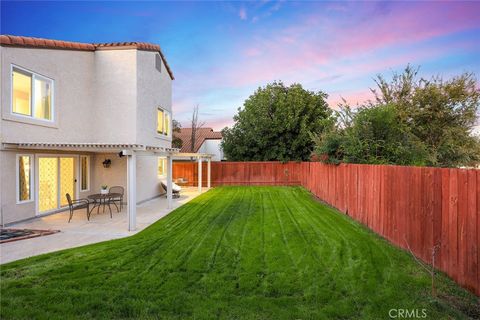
[{"left": 102, "top": 159, "right": 112, "bottom": 168}]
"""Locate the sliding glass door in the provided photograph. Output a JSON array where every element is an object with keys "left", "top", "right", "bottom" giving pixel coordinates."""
[{"left": 37, "top": 156, "right": 77, "bottom": 214}]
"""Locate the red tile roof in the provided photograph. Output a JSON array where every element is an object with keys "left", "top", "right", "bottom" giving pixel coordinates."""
[
  {"left": 0, "top": 35, "right": 174, "bottom": 80},
  {"left": 174, "top": 128, "right": 222, "bottom": 153}
]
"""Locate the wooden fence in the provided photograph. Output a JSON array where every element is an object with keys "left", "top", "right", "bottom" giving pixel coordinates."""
[{"left": 173, "top": 161, "right": 479, "bottom": 295}]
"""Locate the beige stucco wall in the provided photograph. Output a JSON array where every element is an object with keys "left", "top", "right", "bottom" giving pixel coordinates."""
[
  {"left": 0, "top": 45, "right": 173, "bottom": 224},
  {"left": 90, "top": 153, "right": 127, "bottom": 196},
  {"left": 91, "top": 154, "right": 165, "bottom": 204},
  {"left": 136, "top": 155, "right": 164, "bottom": 202},
  {"left": 1, "top": 46, "right": 96, "bottom": 143},
  {"left": 92, "top": 50, "right": 138, "bottom": 143},
  {"left": 0, "top": 150, "right": 94, "bottom": 225},
  {"left": 1, "top": 47, "right": 173, "bottom": 146},
  {"left": 136, "top": 50, "right": 173, "bottom": 148},
  {"left": 1, "top": 151, "right": 165, "bottom": 225}
]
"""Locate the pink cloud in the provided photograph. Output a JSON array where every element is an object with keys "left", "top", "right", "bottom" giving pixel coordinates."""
[
  {"left": 173, "top": 2, "right": 480, "bottom": 129},
  {"left": 239, "top": 7, "right": 247, "bottom": 20},
  {"left": 244, "top": 47, "right": 261, "bottom": 57},
  {"left": 327, "top": 90, "right": 374, "bottom": 110},
  {"left": 222, "top": 2, "right": 480, "bottom": 88},
  {"left": 204, "top": 116, "right": 235, "bottom": 131}
]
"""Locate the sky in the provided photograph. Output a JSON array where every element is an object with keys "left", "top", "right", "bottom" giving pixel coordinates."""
[{"left": 2, "top": 1, "right": 480, "bottom": 130}]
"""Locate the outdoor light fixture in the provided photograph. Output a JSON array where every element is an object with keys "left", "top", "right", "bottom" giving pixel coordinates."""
[{"left": 102, "top": 159, "right": 112, "bottom": 168}]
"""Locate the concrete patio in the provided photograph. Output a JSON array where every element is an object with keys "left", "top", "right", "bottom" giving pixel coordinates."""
[{"left": 1, "top": 187, "right": 201, "bottom": 264}]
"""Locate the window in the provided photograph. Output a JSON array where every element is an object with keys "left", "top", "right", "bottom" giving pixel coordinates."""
[
  {"left": 165, "top": 112, "right": 170, "bottom": 136},
  {"left": 16, "top": 154, "right": 34, "bottom": 203},
  {"left": 80, "top": 156, "right": 90, "bottom": 191},
  {"left": 157, "top": 109, "right": 164, "bottom": 134},
  {"left": 158, "top": 157, "right": 167, "bottom": 177},
  {"left": 12, "top": 65, "right": 53, "bottom": 121},
  {"left": 155, "top": 54, "right": 162, "bottom": 73},
  {"left": 157, "top": 107, "right": 171, "bottom": 136}
]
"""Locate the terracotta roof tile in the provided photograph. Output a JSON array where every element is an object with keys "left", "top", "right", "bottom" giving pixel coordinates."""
[
  {"left": 174, "top": 128, "right": 223, "bottom": 153},
  {"left": 0, "top": 35, "right": 174, "bottom": 80}
]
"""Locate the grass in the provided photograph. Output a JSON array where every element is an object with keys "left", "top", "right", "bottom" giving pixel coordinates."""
[{"left": 1, "top": 186, "right": 478, "bottom": 319}]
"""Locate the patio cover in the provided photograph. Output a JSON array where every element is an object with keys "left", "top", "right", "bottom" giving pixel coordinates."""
[{"left": 2, "top": 142, "right": 213, "bottom": 231}]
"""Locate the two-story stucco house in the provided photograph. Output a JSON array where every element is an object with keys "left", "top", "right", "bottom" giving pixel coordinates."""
[{"left": 0, "top": 35, "right": 211, "bottom": 231}]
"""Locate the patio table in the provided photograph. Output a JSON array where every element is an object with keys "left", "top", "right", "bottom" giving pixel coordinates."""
[{"left": 88, "top": 193, "right": 122, "bottom": 218}]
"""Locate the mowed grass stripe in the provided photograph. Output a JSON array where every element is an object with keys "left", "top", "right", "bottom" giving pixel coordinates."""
[{"left": 1, "top": 186, "right": 478, "bottom": 320}]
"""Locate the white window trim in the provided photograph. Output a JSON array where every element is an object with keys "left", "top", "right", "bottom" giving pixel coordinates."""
[
  {"left": 158, "top": 157, "right": 167, "bottom": 177},
  {"left": 16, "top": 154, "right": 34, "bottom": 204},
  {"left": 156, "top": 107, "right": 171, "bottom": 137},
  {"left": 11, "top": 64, "right": 55, "bottom": 123},
  {"left": 80, "top": 155, "right": 90, "bottom": 192}
]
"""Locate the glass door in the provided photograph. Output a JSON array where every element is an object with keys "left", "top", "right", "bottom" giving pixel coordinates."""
[
  {"left": 37, "top": 156, "right": 77, "bottom": 214},
  {"left": 38, "top": 157, "right": 58, "bottom": 213},
  {"left": 60, "top": 157, "right": 76, "bottom": 207}
]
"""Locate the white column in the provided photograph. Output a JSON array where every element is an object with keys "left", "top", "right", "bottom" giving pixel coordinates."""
[
  {"left": 207, "top": 158, "right": 211, "bottom": 189},
  {"left": 198, "top": 156, "right": 203, "bottom": 193},
  {"left": 127, "top": 152, "right": 137, "bottom": 231},
  {"left": 167, "top": 155, "right": 173, "bottom": 209}
]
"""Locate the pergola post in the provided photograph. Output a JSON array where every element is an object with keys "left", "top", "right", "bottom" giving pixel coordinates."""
[
  {"left": 198, "top": 156, "right": 202, "bottom": 193},
  {"left": 127, "top": 152, "right": 137, "bottom": 231},
  {"left": 166, "top": 155, "right": 173, "bottom": 209},
  {"left": 207, "top": 158, "right": 211, "bottom": 189}
]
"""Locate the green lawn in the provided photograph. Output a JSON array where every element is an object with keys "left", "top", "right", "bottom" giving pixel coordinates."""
[{"left": 1, "top": 186, "right": 478, "bottom": 319}]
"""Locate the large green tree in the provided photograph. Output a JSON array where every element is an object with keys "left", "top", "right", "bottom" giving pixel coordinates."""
[
  {"left": 374, "top": 66, "right": 480, "bottom": 166},
  {"left": 222, "top": 81, "right": 333, "bottom": 161},
  {"left": 315, "top": 66, "right": 480, "bottom": 167},
  {"left": 314, "top": 104, "right": 428, "bottom": 165}
]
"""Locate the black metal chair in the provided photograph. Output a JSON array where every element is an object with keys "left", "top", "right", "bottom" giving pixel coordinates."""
[
  {"left": 108, "top": 186, "right": 124, "bottom": 212},
  {"left": 66, "top": 193, "right": 90, "bottom": 222}
]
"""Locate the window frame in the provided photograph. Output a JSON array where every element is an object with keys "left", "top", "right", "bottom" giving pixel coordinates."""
[
  {"left": 16, "top": 154, "right": 34, "bottom": 204},
  {"left": 11, "top": 64, "right": 55, "bottom": 123},
  {"left": 157, "top": 157, "right": 167, "bottom": 177},
  {"left": 79, "top": 155, "right": 90, "bottom": 192},
  {"left": 157, "top": 107, "right": 171, "bottom": 137}
]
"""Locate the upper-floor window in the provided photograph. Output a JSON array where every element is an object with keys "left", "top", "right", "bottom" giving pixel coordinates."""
[
  {"left": 12, "top": 65, "right": 54, "bottom": 121},
  {"left": 157, "top": 107, "right": 171, "bottom": 136}
]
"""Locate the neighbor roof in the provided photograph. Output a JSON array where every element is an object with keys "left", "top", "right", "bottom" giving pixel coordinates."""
[
  {"left": 0, "top": 35, "right": 174, "bottom": 80},
  {"left": 175, "top": 128, "right": 223, "bottom": 153}
]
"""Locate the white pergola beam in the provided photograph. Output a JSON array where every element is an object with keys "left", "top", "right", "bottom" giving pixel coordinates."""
[
  {"left": 207, "top": 158, "right": 211, "bottom": 189},
  {"left": 127, "top": 152, "right": 137, "bottom": 231},
  {"left": 167, "top": 155, "right": 173, "bottom": 209},
  {"left": 198, "top": 157, "right": 202, "bottom": 193}
]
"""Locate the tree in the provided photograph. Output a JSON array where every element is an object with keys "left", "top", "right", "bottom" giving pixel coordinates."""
[
  {"left": 373, "top": 65, "right": 480, "bottom": 167},
  {"left": 190, "top": 105, "right": 205, "bottom": 152},
  {"left": 315, "top": 66, "right": 480, "bottom": 167},
  {"left": 314, "top": 104, "right": 427, "bottom": 165},
  {"left": 172, "top": 119, "right": 182, "bottom": 149},
  {"left": 221, "top": 81, "right": 333, "bottom": 161}
]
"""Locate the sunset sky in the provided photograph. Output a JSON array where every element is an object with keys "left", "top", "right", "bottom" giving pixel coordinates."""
[{"left": 2, "top": 1, "right": 479, "bottom": 130}]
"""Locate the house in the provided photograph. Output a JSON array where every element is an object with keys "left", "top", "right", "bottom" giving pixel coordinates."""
[
  {"left": 0, "top": 35, "right": 212, "bottom": 230},
  {"left": 174, "top": 127, "right": 225, "bottom": 161}
]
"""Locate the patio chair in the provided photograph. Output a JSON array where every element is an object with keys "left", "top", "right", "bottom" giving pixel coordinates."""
[
  {"left": 66, "top": 193, "right": 91, "bottom": 223},
  {"left": 160, "top": 180, "right": 181, "bottom": 198},
  {"left": 108, "top": 186, "right": 124, "bottom": 212}
]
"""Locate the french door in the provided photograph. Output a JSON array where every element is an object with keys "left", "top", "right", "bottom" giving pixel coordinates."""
[{"left": 36, "top": 155, "right": 78, "bottom": 215}]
